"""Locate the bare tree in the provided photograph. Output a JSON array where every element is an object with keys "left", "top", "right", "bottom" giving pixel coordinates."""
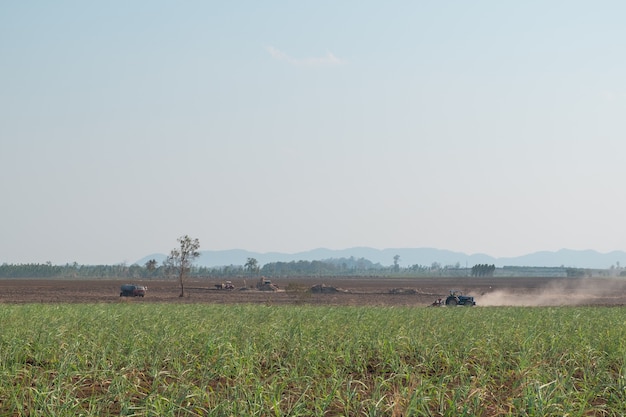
[{"left": 165, "top": 235, "right": 200, "bottom": 297}]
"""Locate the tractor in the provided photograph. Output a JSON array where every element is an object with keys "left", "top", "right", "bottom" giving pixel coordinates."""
[
  {"left": 445, "top": 290, "right": 476, "bottom": 306},
  {"left": 256, "top": 276, "right": 280, "bottom": 291},
  {"left": 215, "top": 281, "right": 235, "bottom": 290}
]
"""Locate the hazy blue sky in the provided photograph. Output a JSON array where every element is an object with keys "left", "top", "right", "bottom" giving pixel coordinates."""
[{"left": 2, "top": 1, "right": 626, "bottom": 265}]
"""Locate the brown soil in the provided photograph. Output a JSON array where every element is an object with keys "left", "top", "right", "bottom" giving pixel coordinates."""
[{"left": 2, "top": 276, "right": 626, "bottom": 306}]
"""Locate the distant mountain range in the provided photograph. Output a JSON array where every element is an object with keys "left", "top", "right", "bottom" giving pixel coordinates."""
[{"left": 136, "top": 247, "right": 626, "bottom": 269}]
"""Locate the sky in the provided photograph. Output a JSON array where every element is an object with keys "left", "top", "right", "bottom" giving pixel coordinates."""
[{"left": 2, "top": 1, "right": 626, "bottom": 265}]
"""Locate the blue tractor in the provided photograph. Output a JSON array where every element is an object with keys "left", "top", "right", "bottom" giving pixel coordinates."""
[{"left": 445, "top": 290, "right": 476, "bottom": 306}]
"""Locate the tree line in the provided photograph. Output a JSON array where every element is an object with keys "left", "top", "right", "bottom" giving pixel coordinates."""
[
  {"left": 471, "top": 264, "right": 496, "bottom": 277},
  {"left": 0, "top": 258, "right": 478, "bottom": 278},
  {"left": 0, "top": 259, "right": 380, "bottom": 279}
]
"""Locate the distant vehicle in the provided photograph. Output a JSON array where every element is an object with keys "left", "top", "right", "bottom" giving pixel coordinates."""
[
  {"left": 120, "top": 284, "right": 147, "bottom": 297},
  {"left": 445, "top": 290, "right": 476, "bottom": 306},
  {"left": 215, "top": 281, "right": 235, "bottom": 290},
  {"left": 256, "top": 276, "right": 280, "bottom": 291}
]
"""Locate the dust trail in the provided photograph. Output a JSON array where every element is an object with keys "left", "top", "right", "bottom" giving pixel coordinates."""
[{"left": 476, "top": 278, "right": 626, "bottom": 307}]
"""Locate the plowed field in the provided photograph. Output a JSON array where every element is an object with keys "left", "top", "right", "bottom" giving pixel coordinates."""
[{"left": 2, "top": 276, "right": 626, "bottom": 306}]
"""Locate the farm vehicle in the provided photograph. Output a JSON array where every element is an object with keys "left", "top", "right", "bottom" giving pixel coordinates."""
[
  {"left": 256, "top": 277, "right": 280, "bottom": 291},
  {"left": 445, "top": 290, "right": 476, "bottom": 306},
  {"left": 215, "top": 281, "right": 235, "bottom": 290},
  {"left": 430, "top": 290, "right": 476, "bottom": 306}
]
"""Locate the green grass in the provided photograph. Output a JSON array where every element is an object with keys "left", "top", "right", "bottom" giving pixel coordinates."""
[{"left": 2, "top": 304, "right": 626, "bottom": 416}]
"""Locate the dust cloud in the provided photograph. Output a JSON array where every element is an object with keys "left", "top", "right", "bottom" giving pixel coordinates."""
[{"left": 476, "top": 278, "right": 626, "bottom": 307}]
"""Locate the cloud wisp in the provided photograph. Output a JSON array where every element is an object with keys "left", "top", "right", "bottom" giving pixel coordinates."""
[{"left": 265, "top": 46, "right": 346, "bottom": 67}]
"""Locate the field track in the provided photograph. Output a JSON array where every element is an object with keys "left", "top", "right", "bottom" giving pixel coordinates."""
[{"left": 2, "top": 276, "right": 626, "bottom": 306}]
